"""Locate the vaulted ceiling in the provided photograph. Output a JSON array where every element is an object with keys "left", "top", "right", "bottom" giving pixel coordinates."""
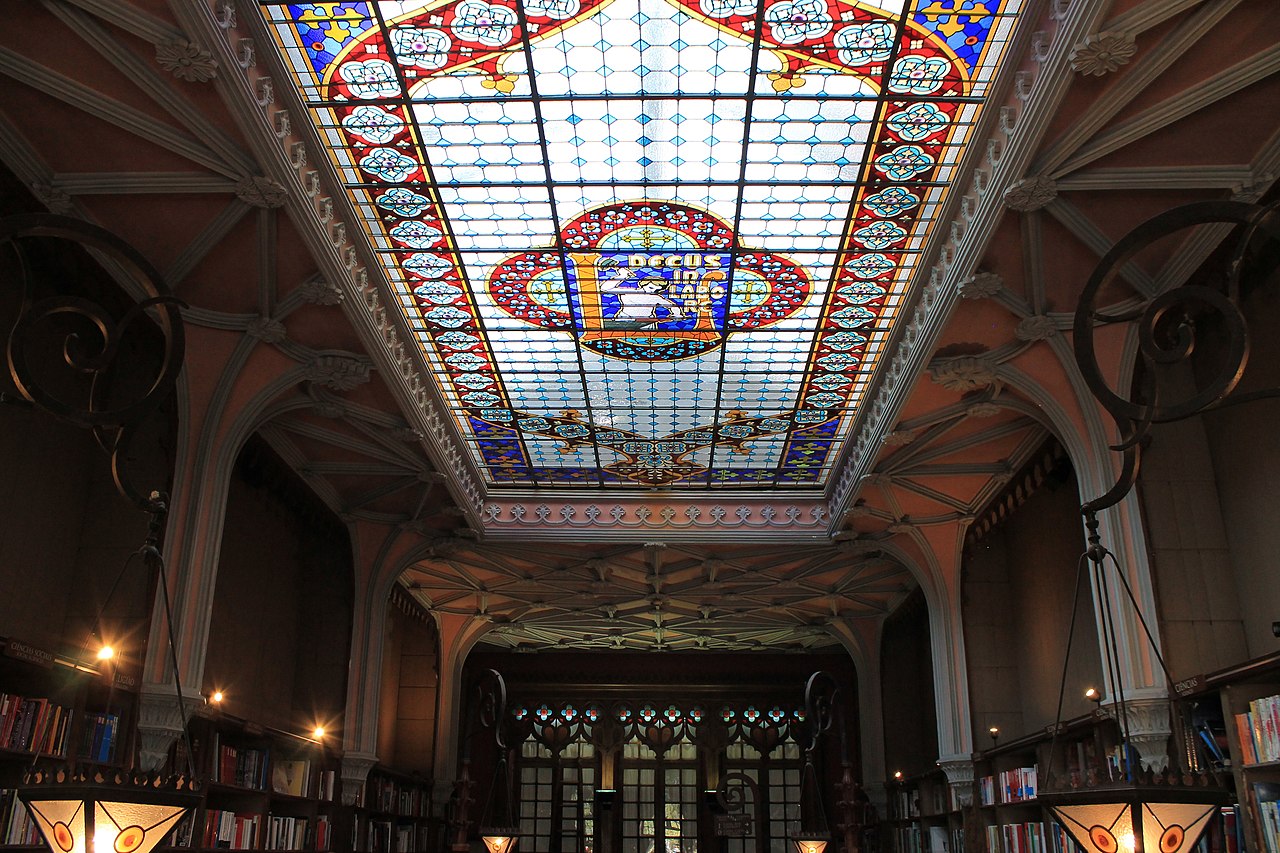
[{"left": 1, "top": 0, "right": 1276, "bottom": 652}]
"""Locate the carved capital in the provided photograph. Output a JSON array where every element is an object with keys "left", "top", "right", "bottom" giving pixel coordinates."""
[
  {"left": 156, "top": 39, "right": 218, "bottom": 82},
  {"left": 1015, "top": 314, "right": 1058, "bottom": 341},
  {"left": 938, "top": 756, "right": 975, "bottom": 808},
  {"left": 137, "top": 683, "right": 203, "bottom": 771},
  {"left": 306, "top": 356, "right": 372, "bottom": 391},
  {"left": 1069, "top": 31, "right": 1137, "bottom": 76},
  {"left": 1003, "top": 176, "right": 1058, "bottom": 212},
  {"left": 958, "top": 271, "right": 1003, "bottom": 299},
  {"left": 965, "top": 401, "right": 1002, "bottom": 418},
  {"left": 1109, "top": 697, "right": 1172, "bottom": 771},
  {"left": 929, "top": 356, "right": 998, "bottom": 392},
  {"left": 235, "top": 176, "right": 288, "bottom": 208},
  {"left": 30, "top": 181, "right": 73, "bottom": 214},
  {"left": 882, "top": 429, "right": 917, "bottom": 446},
  {"left": 340, "top": 752, "right": 380, "bottom": 806}
]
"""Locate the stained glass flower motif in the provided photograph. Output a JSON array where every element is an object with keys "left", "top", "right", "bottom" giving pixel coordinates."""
[
  {"left": 390, "top": 221, "right": 444, "bottom": 248},
  {"left": 887, "top": 102, "right": 950, "bottom": 141},
  {"left": 425, "top": 306, "right": 470, "bottom": 327},
  {"left": 389, "top": 26, "right": 452, "bottom": 70},
  {"left": 359, "top": 147, "right": 419, "bottom": 182},
  {"left": 405, "top": 253, "right": 452, "bottom": 279},
  {"left": 764, "top": 0, "right": 833, "bottom": 44},
  {"left": 887, "top": 55, "right": 952, "bottom": 94},
  {"left": 341, "top": 106, "right": 405, "bottom": 144},
  {"left": 833, "top": 21, "right": 895, "bottom": 64},
  {"left": 840, "top": 282, "right": 887, "bottom": 303},
  {"left": 831, "top": 307, "right": 874, "bottom": 328},
  {"left": 375, "top": 188, "right": 432, "bottom": 218},
  {"left": 337, "top": 58, "right": 401, "bottom": 98},
  {"left": 864, "top": 186, "right": 920, "bottom": 217},
  {"left": 846, "top": 253, "right": 895, "bottom": 279},
  {"left": 450, "top": 1, "right": 518, "bottom": 46},
  {"left": 853, "top": 220, "right": 907, "bottom": 250},
  {"left": 700, "top": 0, "right": 758, "bottom": 17},
  {"left": 413, "top": 281, "right": 464, "bottom": 302},
  {"left": 525, "top": 0, "right": 582, "bottom": 19},
  {"left": 874, "top": 144, "right": 935, "bottom": 180}
]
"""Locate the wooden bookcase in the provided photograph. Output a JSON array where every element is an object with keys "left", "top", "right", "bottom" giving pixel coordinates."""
[
  {"left": 1176, "top": 650, "right": 1280, "bottom": 853},
  {"left": 885, "top": 769, "right": 963, "bottom": 853},
  {"left": 0, "top": 635, "right": 140, "bottom": 850},
  {"left": 347, "top": 766, "right": 435, "bottom": 853},
  {"left": 166, "top": 708, "right": 341, "bottom": 852}
]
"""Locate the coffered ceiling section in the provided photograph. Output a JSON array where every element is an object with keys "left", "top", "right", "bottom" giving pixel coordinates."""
[{"left": 259, "top": 0, "right": 1024, "bottom": 491}]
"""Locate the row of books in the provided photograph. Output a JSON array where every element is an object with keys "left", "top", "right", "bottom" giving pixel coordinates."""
[
  {"left": 0, "top": 788, "right": 40, "bottom": 846},
  {"left": 262, "top": 813, "right": 332, "bottom": 851},
  {"left": 984, "top": 820, "right": 1072, "bottom": 853},
  {"left": 271, "top": 758, "right": 338, "bottom": 801},
  {"left": 78, "top": 711, "right": 120, "bottom": 764},
  {"left": 889, "top": 823, "right": 960, "bottom": 852},
  {"left": 0, "top": 693, "right": 75, "bottom": 756},
  {"left": 355, "top": 817, "right": 433, "bottom": 853},
  {"left": 978, "top": 766, "right": 1037, "bottom": 805},
  {"left": 204, "top": 808, "right": 262, "bottom": 849},
  {"left": 1256, "top": 785, "right": 1280, "bottom": 853},
  {"left": 1235, "top": 692, "right": 1280, "bottom": 765},
  {"left": 358, "top": 775, "right": 430, "bottom": 817},
  {"left": 212, "top": 734, "right": 272, "bottom": 790}
]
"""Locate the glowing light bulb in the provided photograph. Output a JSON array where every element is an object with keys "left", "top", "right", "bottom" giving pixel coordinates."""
[
  {"left": 96, "top": 646, "right": 114, "bottom": 661},
  {"left": 1118, "top": 830, "right": 1135, "bottom": 853},
  {"left": 1084, "top": 687, "right": 1100, "bottom": 701},
  {"left": 893, "top": 770, "right": 903, "bottom": 780},
  {"left": 94, "top": 822, "right": 119, "bottom": 853},
  {"left": 313, "top": 726, "right": 325, "bottom": 739},
  {"left": 211, "top": 691, "right": 224, "bottom": 703}
]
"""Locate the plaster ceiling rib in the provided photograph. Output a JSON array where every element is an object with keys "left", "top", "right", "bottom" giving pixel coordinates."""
[
  {"left": 1102, "top": 0, "right": 1209, "bottom": 35},
  {"left": 1033, "top": 0, "right": 1244, "bottom": 177},
  {"left": 273, "top": 419, "right": 421, "bottom": 468},
  {"left": 59, "top": 0, "right": 183, "bottom": 44},
  {"left": 882, "top": 414, "right": 1035, "bottom": 471},
  {"left": 1055, "top": 166, "right": 1256, "bottom": 191},
  {"left": 0, "top": 48, "right": 239, "bottom": 178},
  {"left": 164, "top": 199, "right": 253, "bottom": 288},
  {"left": 256, "top": 422, "right": 350, "bottom": 516},
  {"left": 1021, "top": 209, "right": 1048, "bottom": 315},
  {"left": 42, "top": 0, "right": 256, "bottom": 176},
  {"left": 1055, "top": 44, "right": 1280, "bottom": 177},
  {"left": 51, "top": 173, "right": 238, "bottom": 195},
  {"left": 257, "top": 208, "right": 277, "bottom": 313},
  {"left": 1044, "top": 198, "right": 1156, "bottom": 296}
]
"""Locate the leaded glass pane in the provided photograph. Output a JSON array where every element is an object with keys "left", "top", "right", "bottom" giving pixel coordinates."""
[{"left": 260, "top": 0, "right": 1026, "bottom": 489}]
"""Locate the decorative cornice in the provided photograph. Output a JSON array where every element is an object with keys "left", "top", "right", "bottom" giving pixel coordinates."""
[
  {"left": 156, "top": 38, "right": 219, "bottom": 81},
  {"left": 1068, "top": 31, "right": 1136, "bottom": 76},
  {"left": 482, "top": 498, "right": 830, "bottom": 542}
]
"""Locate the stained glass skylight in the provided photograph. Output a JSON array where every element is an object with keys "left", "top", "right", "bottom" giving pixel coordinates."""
[{"left": 261, "top": 0, "right": 1023, "bottom": 489}]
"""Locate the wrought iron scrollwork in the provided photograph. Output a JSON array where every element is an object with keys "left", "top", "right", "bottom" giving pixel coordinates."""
[
  {"left": 0, "top": 214, "right": 185, "bottom": 508},
  {"left": 1073, "top": 200, "right": 1280, "bottom": 513}
]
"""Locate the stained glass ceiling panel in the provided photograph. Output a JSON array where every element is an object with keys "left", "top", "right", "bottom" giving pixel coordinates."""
[{"left": 261, "top": 0, "right": 1023, "bottom": 489}]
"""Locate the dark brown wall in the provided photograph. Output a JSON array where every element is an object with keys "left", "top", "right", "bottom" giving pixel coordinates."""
[
  {"left": 962, "top": 454, "right": 1101, "bottom": 741},
  {"left": 202, "top": 437, "right": 353, "bottom": 736},
  {"left": 880, "top": 588, "right": 938, "bottom": 777}
]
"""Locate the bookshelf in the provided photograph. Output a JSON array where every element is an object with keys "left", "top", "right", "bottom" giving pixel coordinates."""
[
  {"left": 885, "top": 770, "right": 963, "bottom": 853},
  {"left": 1176, "top": 650, "right": 1280, "bottom": 853},
  {"left": 347, "top": 766, "right": 435, "bottom": 853},
  {"left": 168, "top": 708, "right": 340, "bottom": 852},
  {"left": 0, "top": 635, "right": 139, "bottom": 851}
]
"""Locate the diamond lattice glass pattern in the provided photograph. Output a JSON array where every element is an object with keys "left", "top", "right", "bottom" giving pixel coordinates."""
[{"left": 262, "top": 0, "right": 1024, "bottom": 488}]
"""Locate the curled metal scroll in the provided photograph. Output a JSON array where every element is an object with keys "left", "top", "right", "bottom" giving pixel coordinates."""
[
  {"left": 1073, "top": 200, "right": 1280, "bottom": 513},
  {"left": 0, "top": 214, "right": 185, "bottom": 508}
]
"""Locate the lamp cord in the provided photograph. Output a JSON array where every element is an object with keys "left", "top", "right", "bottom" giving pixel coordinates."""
[{"left": 141, "top": 494, "right": 198, "bottom": 783}]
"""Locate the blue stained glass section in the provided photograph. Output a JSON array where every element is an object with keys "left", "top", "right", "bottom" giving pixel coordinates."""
[{"left": 283, "top": 3, "right": 376, "bottom": 75}]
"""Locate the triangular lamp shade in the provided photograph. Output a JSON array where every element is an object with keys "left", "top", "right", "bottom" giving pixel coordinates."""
[
  {"left": 1049, "top": 801, "right": 1217, "bottom": 853},
  {"left": 22, "top": 796, "right": 187, "bottom": 853},
  {"left": 94, "top": 800, "right": 188, "bottom": 853},
  {"left": 791, "top": 837, "right": 829, "bottom": 853},
  {"left": 480, "top": 832, "right": 518, "bottom": 853},
  {"left": 25, "top": 798, "right": 87, "bottom": 853}
]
